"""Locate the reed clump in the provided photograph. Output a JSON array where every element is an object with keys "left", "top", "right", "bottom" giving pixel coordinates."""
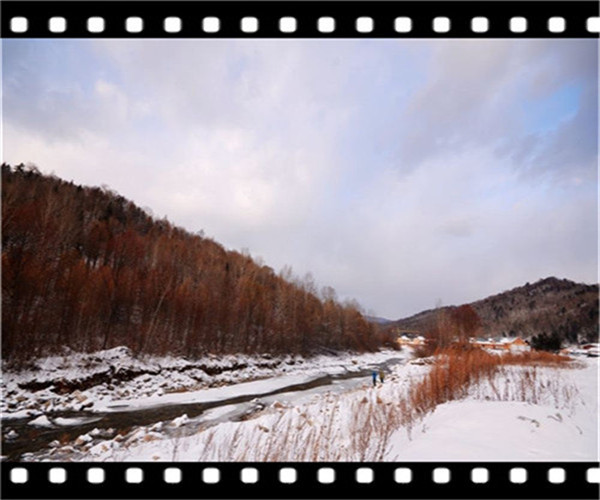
[
  {"left": 177, "top": 346, "right": 579, "bottom": 462},
  {"left": 500, "top": 350, "right": 574, "bottom": 366},
  {"left": 409, "top": 345, "right": 575, "bottom": 416}
]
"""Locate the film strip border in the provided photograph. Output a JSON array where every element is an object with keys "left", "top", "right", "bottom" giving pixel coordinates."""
[
  {"left": 1, "top": 1, "right": 599, "bottom": 38},
  {"left": 2, "top": 462, "right": 600, "bottom": 499}
]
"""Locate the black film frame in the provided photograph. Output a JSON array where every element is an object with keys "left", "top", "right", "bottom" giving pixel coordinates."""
[{"left": 1, "top": 1, "right": 599, "bottom": 499}]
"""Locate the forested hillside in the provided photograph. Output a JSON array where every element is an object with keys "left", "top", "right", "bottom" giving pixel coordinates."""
[
  {"left": 2, "top": 164, "right": 387, "bottom": 365},
  {"left": 389, "top": 277, "right": 599, "bottom": 345}
]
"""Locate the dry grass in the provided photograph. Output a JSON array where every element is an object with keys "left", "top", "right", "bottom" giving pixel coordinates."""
[
  {"left": 409, "top": 345, "right": 496, "bottom": 414},
  {"left": 501, "top": 349, "right": 574, "bottom": 366},
  {"left": 413, "top": 342, "right": 437, "bottom": 359},
  {"left": 409, "top": 345, "right": 577, "bottom": 418},
  {"left": 171, "top": 347, "right": 581, "bottom": 462}
]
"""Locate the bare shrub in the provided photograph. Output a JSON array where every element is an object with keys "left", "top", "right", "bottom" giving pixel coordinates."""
[
  {"left": 501, "top": 350, "right": 574, "bottom": 367},
  {"left": 178, "top": 345, "right": 582, "bottom": 462},
  {"left": 413, "top": 342, "right": 436, "bottom": 358},
  {"left": 408, "top": 345, "right": 575, "bottom": 420}
]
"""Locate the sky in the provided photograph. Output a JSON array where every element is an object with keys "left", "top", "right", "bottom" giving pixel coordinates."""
[{"left": 2, "top": 39, "right": 598, "bottom": 319}]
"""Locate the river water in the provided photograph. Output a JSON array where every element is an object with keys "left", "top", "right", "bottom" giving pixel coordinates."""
[{"left": 2, "top": 357, "right": 406, "bottom": 460}]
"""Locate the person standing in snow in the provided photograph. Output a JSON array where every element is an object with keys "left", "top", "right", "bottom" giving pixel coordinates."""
[
  {"left": 379, "top": 369, "right": 385, "bottom": 384},
  {"left": 371, "top": 371, "right": 377, "bottom": 387}
]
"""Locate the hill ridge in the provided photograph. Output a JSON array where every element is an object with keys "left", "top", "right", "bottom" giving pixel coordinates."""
[
  {"left": 388, "top": 276, "right": 598, "bottom": 344},
  {"left": 2, "top": 163, "right": 388, "bottom": 365}
]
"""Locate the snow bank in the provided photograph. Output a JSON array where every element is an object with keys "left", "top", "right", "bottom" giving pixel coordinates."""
[
  {"left": 95, "top": 373, "right": 321, "bottom": 412},
  {"left": 17, "top": 354, "right": 596, "bottom": 463},
  {"left": 54, "top": 416, "right": 102, "bottom": 427},
  {"left": 2, "top": 409, "right": 42, "bottom": 420},
  {"left": 386, "top": 358, "right": 598, "bottom": 461},
  {"left": 28, "top": 415, "right": 53, "bottom": 427},
  {"left": 385, "top": 400, "right": 595, "bottom": 461},
  {"left": 24, "top": 361, "right": 428, "bottom": 462},
  {"left": 2, "top": 347, "right": 406, "bottom": 417}
]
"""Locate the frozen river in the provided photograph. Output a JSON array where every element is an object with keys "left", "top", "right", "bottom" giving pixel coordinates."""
[{"left": 3, "top": 356, "right": 406, "bottom": 460}]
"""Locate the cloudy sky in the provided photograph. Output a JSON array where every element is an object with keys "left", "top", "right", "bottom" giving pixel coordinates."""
[{"left": 3, "top": 39, "right": 598, "bottom": 319}]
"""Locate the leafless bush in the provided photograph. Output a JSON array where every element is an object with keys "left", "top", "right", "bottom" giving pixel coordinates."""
[{"left": 182, "top": 346, "right": 582, "bottom": 462}]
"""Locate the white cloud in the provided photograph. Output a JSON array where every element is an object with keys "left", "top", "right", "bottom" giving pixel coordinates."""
[{"left": 2, "top": 39, "right": 597, "bottom": 318}]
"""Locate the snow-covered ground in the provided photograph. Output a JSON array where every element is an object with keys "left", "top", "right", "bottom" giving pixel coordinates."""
[
  {"left": 1, "top": 346, "right": 406, "bottom": 418},
  {"left": 13, "top": 356, "right": 597, "bottom": 463},
  {"left": 4, "top": 347, "right": 597, "bottom": 463},
  {"left": 17, "top": 360, "right": 428, "bottom": 462},
  {"left": 386, "top": 400, "right": 594, "bottom": 461},
  {"left": 2, "top": 347, "right": 410, "bottom": 460},
  {"left": 387, "top": 357, "right": 599, "bottom": 461}
]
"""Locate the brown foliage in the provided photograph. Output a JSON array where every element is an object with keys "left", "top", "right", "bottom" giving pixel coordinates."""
[
  {"left": 500, "top": 349, "right": 573, "bottom": 367},
  {"left": 374, "top": 327, "right": 402, "bottom": 351},
  {"left": 423, "top": 305, "right": 483, "bottom": 348},
  {"left": 412, "top": 342, "right": 436, "bottom": 359},
  {"left": 450, "top": 305, "right": 482, "bottom": 340},
  {"left": 2, "top": 164, "right": 383, "bottom": 365},
  {"left": 409, "top": 345, "right": 573, "bottom": 416}
]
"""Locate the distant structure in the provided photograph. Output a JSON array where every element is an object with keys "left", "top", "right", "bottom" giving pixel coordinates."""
[
  {"left": 560, "top": 343, "right": 599, "bottom": 357},
  {"left": 395, "top": 332, "right": 531, "bottom": 351},
  {"left": 396, "top": 333, "right": 427, "bottom": 348},
  {"left": 469, "top": 337, "right": 530, "bottom": 352}
]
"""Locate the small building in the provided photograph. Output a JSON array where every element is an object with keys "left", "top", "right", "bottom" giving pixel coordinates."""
[
  {"left": 470, "top": 336, "right": 530, "bottom": 352},
  {"left": 397, "top": 335, "right": 427, "bottom": 347},
  {"left": 508, "top": 337, "right": 530, "bottom": 352}
]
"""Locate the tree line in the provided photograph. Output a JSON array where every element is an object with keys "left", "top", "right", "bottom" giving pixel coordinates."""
[
  {"left": 389, "top": 278, "right": 599, "bottom": 346},
  {"left": 2, "top": 164, "right": 391, "bottom": 366}
]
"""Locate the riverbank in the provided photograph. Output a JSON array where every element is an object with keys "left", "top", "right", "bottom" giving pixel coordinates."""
[
  {"left": 1, "top": 347, "right": 405, "bottom": 418},
  {"left": 1, "top": 347, "right": 408, "bottom": 460},
  {"left": 16, "top": 357, "right": 430, "bottom": 462},
  {"left": 4, "top": 348, "right": 596, "bottom": 462}
]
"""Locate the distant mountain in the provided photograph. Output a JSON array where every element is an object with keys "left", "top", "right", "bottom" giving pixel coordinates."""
[
  {"left": 387, "top": 277, "right": 599, "bottom": 344},
  {"left": 365, "top": 315, "right": 393, "bottom": 325}
]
